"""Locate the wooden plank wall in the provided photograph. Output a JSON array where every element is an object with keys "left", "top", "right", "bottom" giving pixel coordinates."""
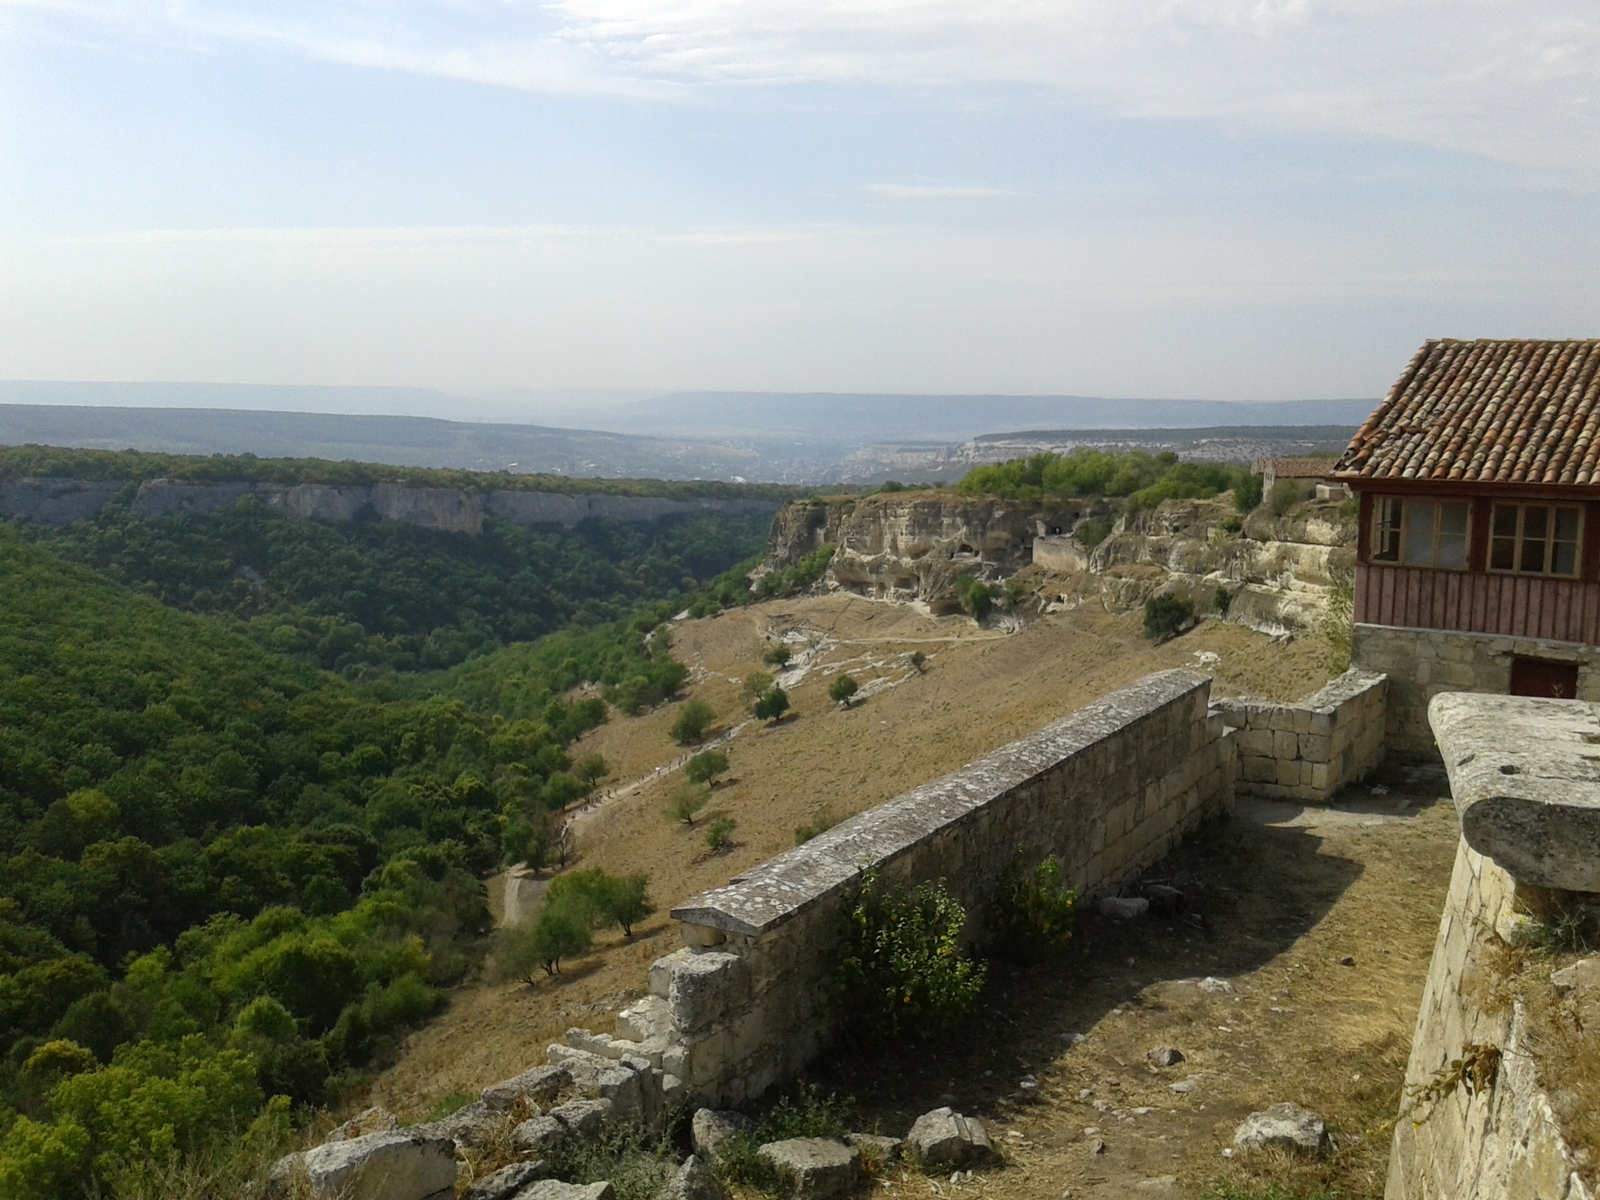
[{"left": 1354, "top": 565, "right": 1600, "bottom": 644}]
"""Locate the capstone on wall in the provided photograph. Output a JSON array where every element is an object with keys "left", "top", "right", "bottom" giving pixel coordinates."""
[
  {"left": 618, "top": 670, "right": 1234, "bottom": 1107},
  {"left": 1213, "top": 668, "right": 1386, "bottom": 802},
  {"left": 1354, "top": 625, "right": 1600, "bottom": 761}
]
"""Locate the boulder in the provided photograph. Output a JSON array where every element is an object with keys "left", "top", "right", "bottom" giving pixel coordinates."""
[
  {"left": 484, "top": 1064, "right": 572, "bottom": 1110},
  {"left": 655, "top": 1154, "right": 730, "bottom": 1200},
  {"left": 1100, "top": 896, "right": 1150, "bottom": 919},
  {"left": 268, "top": 1130, "right": 457, "bottom": 1200},
  {"left": 465, "top": 1160, "right": 553, "bottom": 1200},
  {"left": 757, "top": 1138, "right": 861, "bottom": 1199},
  {"left": 1551, "top": 956, "right": 1600, "bottom": 993},
  {"left": 692, "top": 1108, "right": 757, "bottom": 1156},
  {"left": 327, "top": 1107, "right": 400, "bottom": 1142},
  {"left": 551, "top": 1098, "right": 613, "bottom": 1138},
  {"left": 411, "top": 1100, "right": 503, "bottom": 1149},
  {"left": 904, "top": 1108, "right": 998, "bottom": 1169},
  {"left": 1146, "top": 1046, "right": 1185, "bottom": 1068},
  {"left": 512, "top": 1183, "right": 614, "bottom": 1200},
  {"left": 512, "top": 1115, "right": 568, "bottom": 1157},
  {"left": 547, "top": 1045, "right": 621, "bottom": 1093},
  {"left": 1232, "top": 1104, "right": 1328, "bottom": 1153},
  {"left": 1197, "top": 977, "right": 1234, "bottom": 995}
]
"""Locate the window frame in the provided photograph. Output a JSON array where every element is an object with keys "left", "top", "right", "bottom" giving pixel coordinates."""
[
  {"left": 1367, "top": 495, "right": 1472, "bottom": 571},
  {"left": 1486, "top": 502, "right": 1584, "bottom": 579}
]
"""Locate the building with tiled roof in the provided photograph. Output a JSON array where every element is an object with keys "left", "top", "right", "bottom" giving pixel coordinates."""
[{"left": 1336, "top": 339, "right": 1600, "bottom": 756}]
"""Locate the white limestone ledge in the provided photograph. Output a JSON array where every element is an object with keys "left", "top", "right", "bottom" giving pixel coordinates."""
[{"left": 1431, "top": 692, "right": 1600, "bottom": 893}]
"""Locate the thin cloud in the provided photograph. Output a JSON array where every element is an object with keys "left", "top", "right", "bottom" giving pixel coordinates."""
[{"left": 866, "top": 184, "right": 1024, "bottom": 200}]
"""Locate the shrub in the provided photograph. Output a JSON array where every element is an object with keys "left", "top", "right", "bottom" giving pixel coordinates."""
[
  {"left": 955, "top": 575, "right": 996, "bottom": 620},
  {"left": 1212, "top": 586, "right": 1232, "bottom": 613},
  {"left": 665, "top": 782, "right": 712, "bottom": 826},
  {"left": 833, "top": 872, "right": 987, "bottom": 1042},
  {"left": 1233, "top": 473, "right": 1264, "bottom": 513},
  {"left": 704, "top": 817, "right": 737, "bottom": 853},
  {"left": 710, "top": 1133, "right": 793, "bottom": 1194},
  {"left": 828, "top": 675, "right": 859, "bottom": 707},
  {"left": 1219, "top": 514, "right": 1243, "bottom": 534},
  {"left": 684, "top": 750, "right": 729, "bottom": 786},
  {"left": 1143, "top": 593, "right": 1194, "bottom": 642},
  {"left": 1268, "top": 478, "right": 1305, "bottom": 517},
  {"left": 752, "top": 687, "right": 790, "bottom": 724},
  {"left": 761, "top": 643, "right": 793, "bottom": 668},
  {"left": 496, "top": 895, "right": 593, "bottom": 980},
  {"left": 741, "top": 669, "right": 774, "bottom": 701},
  {"left": 1072, "top": 516, "right": 1113, "bottom": 550},
  {"left": 573, "top": 753, "right": 610, "bottom": 788},
  {"left": 669, "top": 699, "right": 715, "bottom": 745},
  {"left": 546, "top": 868, "right": 655, "bottom": 936},
  {"left": 907, "top": 650, "right": 927, "bottom": 673},
  {"left": 758, "top": 1084, "right": 856, "bottom": 1141},
  {"left": 1321, "top": 564, "right": 1354, "bottom": 673},
  {"left": 986, "top": 850, "right": 1077, "bottom": 964}
]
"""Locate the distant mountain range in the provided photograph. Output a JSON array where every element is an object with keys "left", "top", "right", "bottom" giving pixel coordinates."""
[{"left": 0, "top": 381, "right": 1379, "bottom": 483}]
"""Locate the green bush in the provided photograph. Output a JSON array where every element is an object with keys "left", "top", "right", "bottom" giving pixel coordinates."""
[
  {"left": 761, "top": 643, "right": 793, "bottom": 668},
  {"left": 669, "top": 699, "right": 716, "bottom": 745},
  {"left": 1233, "top": 474, "right": 1264, "bottom": 513},
  {"left": 954, "top": 575, "right": 997, "bottom": 620},
  {"left": 704, "top": 818, "right": 737, "bottom": 854},
  {"left": 1212, "top": 586, "right": 1233, "bottom": 613},
  {"left": 1072, "top": 516, "right": 1113, "bottom": 550},
  {"left": 986, "top": 850, "right": 1077, "bottom": 964},
  {"left": 664, "top": 782, "right": 712, "bottom": 826},
  {"left": 709, "top": 1133, "right": 793, "bottom": 1194},
  {"left": 1143, "top": 593, "right": 1195, "bottom": 642},
  {"left": 684, "top": 750, "right": 729, "bottom": 786},
  {"left": 546, "top": 868, "right": 655, "bottom": 937},
  {"left": 758, "top": 1084, "right": 856, "bottom": 1141},
  {"left": 833, "top": 872, "right": 987, "bottom": 1042},
  {"left": 752, "top": 687, "right": 790, "bottom": 724},
  {"left": 1269, "top": 478, "right": 1306, "bottom": 517},
  {"left": 496, "top": 895, "right": 593, "bottom": 980},
  {"left": 828, "top": 675, "right": 859, "bottom": 707}
]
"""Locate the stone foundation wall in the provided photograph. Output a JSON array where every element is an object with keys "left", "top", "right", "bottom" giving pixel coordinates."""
[
  {"left": 1385, "top": 838, "right": 1593, "bottom": 1200},
  {"left": 631, "top": 670, "right": 1234, "bottom": 1106},
  {"left": 1213, "top": 668, "right": 1386, "bottom": 802},
  {"left": 1353, "top": 624, "right": 1600, "bottom": 761}
]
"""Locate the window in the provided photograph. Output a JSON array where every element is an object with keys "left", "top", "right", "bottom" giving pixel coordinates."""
[
  {"left": 1369, "top": 498, "right": 1469, "bottom": 567},
  {"left": 1489, "top": 504, "right": 1582, "bottom": 577}
]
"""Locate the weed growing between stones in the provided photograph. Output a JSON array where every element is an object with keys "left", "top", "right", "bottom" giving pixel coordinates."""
[
  {"left": 986, "top": 848, "right": 1078, "bottom": 965},
  {"left": 758, "top": 1084, "right": 856, "bottom": 1141},
  {"left": 1512, "top": 906, "right": 1597, "bottom": 957},
  {"left": 1200, "top": 1182, "right": 1345, "bottom": 1200},
  {"left": 709, "top": 1133, "right": 794, "bottom": 1194},
  {"left": 546, "top": 1121, "right": 680, "bottom": 1200},
  {"left": 833, "top": 871, "right": 987, "bottom": 1043}
]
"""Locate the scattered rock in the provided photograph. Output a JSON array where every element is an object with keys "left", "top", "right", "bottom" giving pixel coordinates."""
[
  {"left": 327, "top": 1107, "right": 399, "bottom": 1142},
  {"left": 551, "top": 1098, "right": 613, "bottom": 1138},
  {"left": 1197, "top": 977, "right": 1234, "bottom": 995},
  {"left": 1060, "top": 1032, "right": 1086, "bottom": 1045},
  {"left": 1136, "top": 1178, "right": 1178, "bottom": 1191},
  {"left": 1100, "top": 896, "right": 1150, "bottom": 919},
  {"left": 484, "top": 1065, "right": 572, "bottom": 1110},
  {"left": 464, "top": 1160, "right": 553, "bottom": 1200},
  {"left": 1140, "top": 884, "right": 1185, "bottom": 915},
  {"left": 655, "top": 1154, "right": 729, "bottom": 1200},
  {"left": 1087, "top": 1138, "right": 1107, "bottom": 1155},
  {"left": 757, "top": 1138, "right": 861, "bottom": 1199},
  {"left": 511, "top": 1115, "right": 568, "bottom": 1157},
  {"left": 1335, "top": 956, "right": 1356, "bottom": 967},
  {"left": 1233, "top": 1104, "right": 1328, "bottom": 1153},
  {"left": 691, "top": 1108, "right": 757, "bottom": 1156},
  {"left": 268, "top": 1130, "right": 456, "bottom": 1200},
  {"left": 1146, "top": 1046, "right": 1184, "bottom": 1068},
  {"left": 905, "top": 1108, "right": 999, "bottom": 1169},
  {"left": 1551, "top": 956, "right": 1600, "bottom": 992},
  {"left": 411, "top": 1100, "right": 502, "bottom": 1149},
  {"left": 1168, "top": 1081, "right": 1198, "bottom": 1095},
  {"left": 847, "top": 1133, "right": 903, "bottom": 1163},
  {"left": 514, "top": 1183, "right": 614, "bottom": 1200}
]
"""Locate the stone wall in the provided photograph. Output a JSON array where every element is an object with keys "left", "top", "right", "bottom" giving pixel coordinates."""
[
  {"left": 1213, "top": 668, "right": 1386, "bottom": 802},
  {"left": 1354, "top": 624, "right": 1600, "bottom": 761},
  {"left": 577, "top": 670, "right": 1234, "bottom": 1107},
  {"left": 1385, "top": 691, "right": 1598, "bottom": 1200},
  {"left": 1385, "top": 839, "right": 1593, "bottom": 1200}
]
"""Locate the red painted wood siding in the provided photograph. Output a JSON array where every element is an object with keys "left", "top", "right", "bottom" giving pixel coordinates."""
[{"left": 1354, "top": 565, "right": 1600, "bottom": 644}]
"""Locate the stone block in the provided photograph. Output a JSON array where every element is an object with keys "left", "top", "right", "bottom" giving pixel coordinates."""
[
  {"left": 693, "top": 1108, "right": 757, "bottom": 1156},
  {"left": 511, "top": 1115, "right": 567, "bottom": 1157},
  {"left": 1233, "top": 1104, "right": 1326, "bottom": 1153},
  {"left": 463, "top": 1160, "right": 552, "bottom": 1200},
  {"left": 270, "top": 1131, "right": 457, "bottom": 1200},
  {"left": 483, "top": 1064, "right": 571, "bottom": 1110},
  {"left": 1298, "top": 734, "right": 1331, "bottom": 762},
  {"left": 1292, "top": 708, "right": 1312, "bottom": 734},
  {"left": 904, "top": 1108, "right": 999, "bottom": 1169},
  {"left": 1273, "top": 730, "right": 1299, "bottom": 759},
  {"left": 1244, "top": 756, "right": 1276, "bottom": 784},
  {"left": 1309, "top": 763, "right": 1330, "bottom": 793},
  {"left": 656, "top": 1155, "right": 730, "bottom": 1200},
  {"left": 615, "top": 995, "right": 676, "bottom": 1044},
  {"left": 758, "top": 1139, "right": 861, "bottom": 1198},
  {"left": 666, "top": 951, "right": 748, "bottom": 1033},
  {"left": 1276, "top": 759, "right": 1301, "bottom": 787},
  {"left": 515, "top": 1183, "right": 614, "bottom": 1200},
  {"left": 550, "top": 1098, "right": 612, "bottom": 1138}
]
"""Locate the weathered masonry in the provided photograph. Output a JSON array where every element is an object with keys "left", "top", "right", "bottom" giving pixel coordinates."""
[
  {"left": 1334, "top": 339, "right": 1600, "bottom": 758},
  {"left": 588, "top": 670, "right": 1236, "bottom": 1107},
  {"left": 1386, "top": 693, "right": 1599, "bottom": 1200},
  {"left": 1214, "top": 669, "right": 1386, "bottom": 803}
]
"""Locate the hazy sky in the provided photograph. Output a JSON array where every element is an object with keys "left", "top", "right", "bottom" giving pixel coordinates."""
[{"left": 1, "top": 1, "right": 1596, "bottom": 402}]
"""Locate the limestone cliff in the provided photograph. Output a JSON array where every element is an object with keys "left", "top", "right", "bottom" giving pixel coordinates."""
[{"left": 1, "top": 477, "right": 781, "bottom": 535}]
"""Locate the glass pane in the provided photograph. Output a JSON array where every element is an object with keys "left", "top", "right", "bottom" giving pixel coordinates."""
[
  {"left": 1491, "top": 538, "right": 1516, "bottom": 571},
  {"left": 1521, "top": 536, "right": 1547, "bottom": 574},
  {"left": 1402, "top": 502, "right": 1435, "bottom": 565},
  {"left": 1553, "top": 541, "right": 1578, "bottom": 576},
  {"left": 1437, "top": 534, "right": 1467, "bottom": 570},
  {"left": 1493, "top": 505, "right": 1518, "bottom": 537},
  {"left": 1524, "top": 507, "right": 1549, "bottom": 540},
  {"left": 1556, "top": 507, "right": 1581, "bottom": 542},
  {"left": 1440, "top": 503, "right": 1469, "bottom": 536}
]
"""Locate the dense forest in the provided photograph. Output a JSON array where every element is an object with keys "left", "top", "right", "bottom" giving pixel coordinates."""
[
  {"left": 957, "top": 448, "right": 1249, "bottom": 511},
  {"left": 0, "top": 447, "right": 813, "bottom": 1197}
]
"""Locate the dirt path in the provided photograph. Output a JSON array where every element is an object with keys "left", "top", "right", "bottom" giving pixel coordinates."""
[{"left": 812, "top": 765, "right": 1458, "bottom": 1200}]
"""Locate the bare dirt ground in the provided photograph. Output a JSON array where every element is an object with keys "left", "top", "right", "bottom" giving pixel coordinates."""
[
  {"left": 812, "top": 766, "right": 1459, "bottom": 1200},
  {"left": 365, "top": 594, "right": 1345, "bottom": 1127}
]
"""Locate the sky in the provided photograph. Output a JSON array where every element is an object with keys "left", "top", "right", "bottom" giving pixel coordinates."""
[{"left": 1, "top": 1, "right": 1597, "bottom": 406}]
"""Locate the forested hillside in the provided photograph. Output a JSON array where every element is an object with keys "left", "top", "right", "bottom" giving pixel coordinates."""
[{"left": 0, "top": 526, "right": 711, "bottom": 1196}]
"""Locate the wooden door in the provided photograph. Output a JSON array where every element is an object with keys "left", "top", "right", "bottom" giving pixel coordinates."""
[{"left": 1509, "top": 657, "right": 1579, "bottom": 699}]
